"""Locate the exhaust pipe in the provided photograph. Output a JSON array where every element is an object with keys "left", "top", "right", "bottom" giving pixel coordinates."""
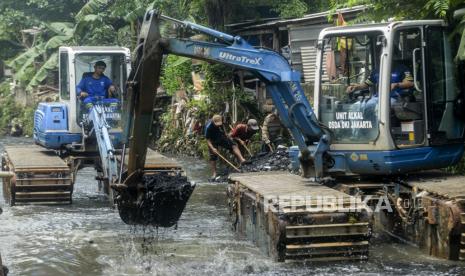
[{"left": 0, "top": 171, "right": 13, "bottom": 178}]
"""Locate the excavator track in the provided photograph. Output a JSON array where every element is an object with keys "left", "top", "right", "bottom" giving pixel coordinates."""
[
  {"left": 228, "top": 172, "right": 372, "bottom": 262},
  {"left": 1, "top": 145, "right": 72, "bottom": 205},
  {"left": 393, "top": 172, "right": 465, "bottom": 261},
  {"left": 461, "top": 212, "right": 465, "bottom": 261},
  {"left": 334, "top": 172, "right": 465, "bottom": 261}
]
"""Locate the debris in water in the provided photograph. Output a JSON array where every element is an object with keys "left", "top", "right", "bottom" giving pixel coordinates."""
[
  {"left": 210, "top": 147, "right": 298, "bottom": 182},
  {"left": 240, "top": 147, "right": 291, "bottom": 173}
]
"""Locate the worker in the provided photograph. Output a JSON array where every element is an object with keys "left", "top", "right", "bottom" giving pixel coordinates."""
[
  {"left": 346, "top": 41, "right": 415, "bottom": 104},
  {"left": 230, "top": 119, "right": 260, "bottom": 149},
  {"left": 205, "top": 114, "right": 247, "bottom": 179},
  {"left": 77, "top": 60, "right": 117, "bottom": 108},
  {"left": 261, "top": 110, "right": 288, "bottom": 152},
  {"left": 346, "top": 61, "right": 415, "bottom": 135}
]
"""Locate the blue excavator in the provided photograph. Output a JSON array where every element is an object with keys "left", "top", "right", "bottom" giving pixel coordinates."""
[
  {"left": 126, "top": 11, "right": 465, "bottom": 261},
  {"left": 2, "top": 9, "right": 465, "bottom": 262}
]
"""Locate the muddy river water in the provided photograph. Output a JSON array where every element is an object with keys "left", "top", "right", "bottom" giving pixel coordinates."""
[{"left": 1, "top": 137, "right": 465, "bottom": 275}]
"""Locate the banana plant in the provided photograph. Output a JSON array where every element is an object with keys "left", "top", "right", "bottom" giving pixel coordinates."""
[
  {"left": 27, "top": 52, "right": 58, "bottom": 90},
  {"left": 7, "top": 22, "right": 74, "bottom": 89},
  {"left": 8, "top": 0, "right": 203, "bottom": 90}
]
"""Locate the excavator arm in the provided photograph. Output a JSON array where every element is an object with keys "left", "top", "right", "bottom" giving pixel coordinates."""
[
  {"left": 87, "top": 104, "right": 119, "bottom": 185},
  {"left": 124, "top": 10, "right": 330, "bottom": 181}
]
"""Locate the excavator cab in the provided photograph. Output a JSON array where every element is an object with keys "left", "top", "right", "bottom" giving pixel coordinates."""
[
  {"left": 34, "top": 47, "right": 131, "bottom": 149},
  {"left": 74, "top": 53, "right": 126, "bottom": 127},
  {"left": 315, "top": 21, "right": 465, "bottom": 175}
]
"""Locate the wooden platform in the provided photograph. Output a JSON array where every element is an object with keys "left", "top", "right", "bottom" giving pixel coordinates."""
[
  {"left": 4, "top": 145, "right": 68, "bottom": 171},
  {"left": 230, "top": 172, "right": 352, "bottom": 199}
]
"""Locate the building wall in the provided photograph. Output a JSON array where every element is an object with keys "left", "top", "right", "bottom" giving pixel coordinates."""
[{"left": 288, "top": 23, "right": 332, "bottom": 83}]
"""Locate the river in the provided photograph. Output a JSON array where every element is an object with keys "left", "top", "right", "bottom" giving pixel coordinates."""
[{"left": 0, "top": 137, "right": 464, "bottom": 275}]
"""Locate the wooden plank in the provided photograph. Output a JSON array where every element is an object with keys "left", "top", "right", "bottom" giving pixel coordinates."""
[
  {"left": 286, "top": 223, "right": 370, "bottom": 238},
  {"left": 286, "top": 222, "right": 369, "bottom": 229},
  {"left": 286, "top": 240, "right": 369, "bottom": 250},
  {"left": 285, "top": 254, "right": 368, "bottom": 261},
  {"left": 4, "top": 145, "right": 68, "bottom": 169}
]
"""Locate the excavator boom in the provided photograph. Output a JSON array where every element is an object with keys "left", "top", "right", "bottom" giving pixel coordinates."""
[{"left": 132, "top": 11, "right": 329, "bottom": 178}]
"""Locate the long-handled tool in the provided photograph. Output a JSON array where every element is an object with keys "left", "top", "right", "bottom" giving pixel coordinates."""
[
  {"left": 215, "top": 151, "right": 241, "bottom": 172},
  {"left": 236, "top": 139, "right": 253, "bottom": 157}
]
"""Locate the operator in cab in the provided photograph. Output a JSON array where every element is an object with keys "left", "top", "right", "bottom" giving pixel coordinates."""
[
  {"left": 77, "top": 60, "right": 117, "bottom": 108},
  {"left": 345, "top": 62, "right": 415, "bottom": 133},
  {"left": 346, "top": 42, "right": 415, "bottom": 104},
  {"left": 346, "top": 63, "right": 414, "bottom": 103}
]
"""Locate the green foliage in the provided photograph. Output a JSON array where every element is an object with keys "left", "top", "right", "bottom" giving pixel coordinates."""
[
  {"left": 0, "top": 8, "right": 33, "bottom": 45},
  {"left": 197, "top": 137, "right": 210, "bottom": 160},
  {"left": 445, "top": 156, "right": 465, "bottom": 175},
  {"left": 0, "top": 81, "right": 34, "bottom": 136},
  {"left": 187, "top": 98, "right": 210, "bottom": 120},
  {"left": 425, "top": 0, "right": 450, "bottom": 18},
  {"left": 18, "top": 107, "right": 36, "bottom": 137},
  {"left": 201, "top": 63, "right": 234, "bottom": 112},
  {"left": 272, "top": 0, "right": 308, "bottom": 19},
  {"left": 330, "top": 0, "right": 463, "bottom": 22},
  {"left": 0, "top": 82, "right": 17, "bottom": 133},
  {"left": 160, "top": 55, "right": 193, "bottom": 95},
  {"left": 75, "top": 0, "right": 112, "bottom": 21},
  {"left": 27, "top": 52, "right": 58, "bottom": 90}
]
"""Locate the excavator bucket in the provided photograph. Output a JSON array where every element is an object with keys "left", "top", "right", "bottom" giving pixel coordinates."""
[
  {"left": 116, "top": 10, "right": 196, "bottom": 227},
  {"left": 117, "top": 171, "right": 195, "bottom": 227}
]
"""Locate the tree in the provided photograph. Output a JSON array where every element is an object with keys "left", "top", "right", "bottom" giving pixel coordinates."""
[
  {"left": 3, "top": 0, "right": 150, "bottom": 89},
  {"left": 3, "top": 0, "right": 334, "bottom": 90}
]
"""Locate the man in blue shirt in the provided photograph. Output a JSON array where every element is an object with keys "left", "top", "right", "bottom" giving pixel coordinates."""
[
  {"left": 346, "top": 63, "right": 414, "bottom": 100},
  {"left": 77, "top": 61, "right": 117, "bottom": 108},
  {"left": 344, "top": 63, "right": 415, "bottom": 138}
]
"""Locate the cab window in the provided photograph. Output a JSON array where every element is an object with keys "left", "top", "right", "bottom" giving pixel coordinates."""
[{"left": 319, "top": 32, "right": 382, "bottom": 143}]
